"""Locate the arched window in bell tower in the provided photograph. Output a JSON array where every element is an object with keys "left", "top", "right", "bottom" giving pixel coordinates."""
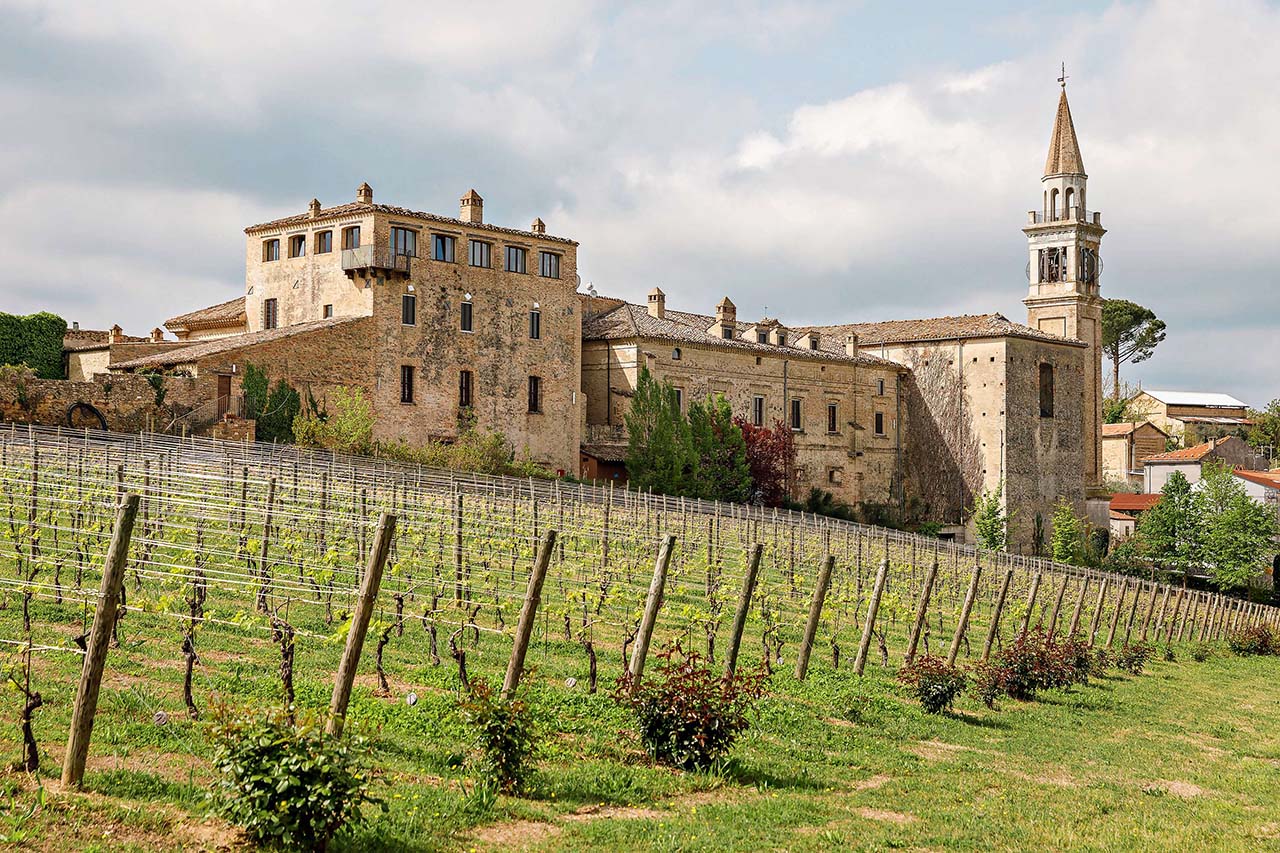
[
  {"left": 1049, "top": 188, "right": 1059, "bottom": 220},
  {"left": 1064, "top": 187, "right": 1074, "bottom": 218}
]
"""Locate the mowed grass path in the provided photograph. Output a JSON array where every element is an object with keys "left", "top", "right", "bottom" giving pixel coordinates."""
[{"left": 1, "top": 639, "right": 1277, "bottom": 852}]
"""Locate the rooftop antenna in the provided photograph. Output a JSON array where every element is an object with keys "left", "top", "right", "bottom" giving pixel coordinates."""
[{"left": 1058, "top": 62, "right": 1069, "bottom": 89}]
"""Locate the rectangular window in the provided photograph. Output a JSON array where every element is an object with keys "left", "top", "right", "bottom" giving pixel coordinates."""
[
  {"left": 673, "top": 387, "right": 684, "bottom": 412},
  {"left": 460, "top": 300, "right": 473, "bottom": 332},
  {"left": 342, "top": 226, "right": 361, "bottom": 250},
  {"left": 527, "top": 375, "right": 542, "bottom": 413},
  {"left": 262, "top": 239, "right": 280, "bottom": 262},
  {"left": 790, "top": 398, "right": 802, "bottom": 431},
  {"left": 752, "top": 395, "right": 765, "bottom": 427},
  {"left": 469, "top": 239, "right": 491, "bottom": 268},
  {"left": 1039, "top": 363, "right": 1055, "bottom": 418},
  {"left": 315, "top": 230, "right": 333, "bottom": 254},
  {"left": 809, "top": 337, "right": 818, "bottom": 350},
  {"left": 263, "top": 298, "right": 278, "bottom": 330},
  {"left": 827, "top": 403, "right": 838, "bottom": 433},
  {"left": 722, "top": 326, "right": 733, "bottom": 340},
  {"left": 391, "top": 227, "right": 417, "bottom": 257},
  {"left": 459, "top": 370, "right": 473, "bottom": 408},
  {"left": 402, "top": 293, "right": 416, "bottom": 326},
  {"left": 322, "top": 304, "right": 333, "bottom": 319},
  {"left": 288, "top": 234, "right": 306, "bottom": 258},
  {"left": 777, "top": 332, "right": 786, "bottom": 346},
  {"left": 876, "top": 378, "right": 885, "bottom": 396},
  {"left": 874, "top": 411, "right": 885, "bottom": 436},
  {"left": 505, "top": 246, "right": 527, "bottom": 273},
  {"left": 757, "top": 330, "right": 768, "bottom": 344},
  {"left": 433, "top": 234, "right": 455, "bottom": 262},
  {"left": 529, "top": 309, "right": 541, "bottom": 340},
  {"left": 400, "top": 365, "right": 415, "bottom": 404},
  {"left": 539, "top": 251, "right": 560, "bottom": 278}
]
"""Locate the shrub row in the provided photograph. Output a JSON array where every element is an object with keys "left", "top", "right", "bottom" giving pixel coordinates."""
[{"left": 1227, "top": 623, "right": 1276, "bottom": 656}]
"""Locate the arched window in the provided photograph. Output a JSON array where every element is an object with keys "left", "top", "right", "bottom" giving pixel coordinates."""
[
  {"left": 1064, "top": 187, "right": 1074, "bottom": 218},
  {"left": 1039, "top": 363, "right": 1055, "bottom": 418},
  {"left": 1049, "top": 188, "right": 1059, "bottom": 220},
  {"left": 672, "top": 347, "right": 682, "bottom": 360}
]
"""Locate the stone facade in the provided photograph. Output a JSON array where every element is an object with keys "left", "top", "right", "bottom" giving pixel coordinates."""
[
  {"left": 1126, "top": 390, "right": 1251, "bottom": 444},
  {"left": 0, "top": 367, "right": 207, "bottom": 433}
]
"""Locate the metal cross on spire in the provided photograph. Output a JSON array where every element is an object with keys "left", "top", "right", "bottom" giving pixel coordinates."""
[{"left": 1058, "top": 62, "right": 1069, "bottom": 89}]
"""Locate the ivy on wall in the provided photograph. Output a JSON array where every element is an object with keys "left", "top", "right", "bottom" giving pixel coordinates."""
[{"left": 0, "top": 312, "right": 68, "bottom": 380}]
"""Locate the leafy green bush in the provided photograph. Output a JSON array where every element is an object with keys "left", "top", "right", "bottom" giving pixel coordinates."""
[
  {"left": 0, "top": 311, "right": 66, "bottom": 379},
  {"left": 897, "top": 654, "right": 967, "bottom": 714},
  {"left": 209, "top": 707, "right": 377, "bottom": 851},
  {"left": 1190, "top": 642, "right": 1213, "bottom": 662},
  {"left": 1226, "top": 624, "right": 1275, "bottom": 656},
  {"left": 969, "top": 660, "right": 1007, "bottom": 708},
  {"left": 614, "top": 644, "right": 767, "bottom": 771},
  {"left": 1115, "top": 641, "right": 1154, "bottom": 674},
  {"left": 458, "top": 680, "right": 540, "bottom": 794}
]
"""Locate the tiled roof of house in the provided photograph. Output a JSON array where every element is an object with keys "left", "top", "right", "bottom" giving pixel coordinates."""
[
  {"left": 1235, "top": 469, "right": 1280, "bottom": 490},
  {"left": 244, "top": 201, "right": 576, "bottom": 246},
  {"left": 1110, "top": 509, "right": 1135, "bottom": 521},
  {"left": 63, "top": 329, "right": 148, "bottom": 352},
  {"left": 1044, "top": 89, "right": 1086, "bottom": 176},
  {"left": 110, "top": 317, "right": 366, "bottom": 371},
  {"left": 1102, "top": 423, "right": 1135, "bottom": 437},
  {"left": 165, "top": 296, "right": 247, "bottom": 331},
  {"left": 581, "top": 443, "right": 628, "bottom": 464},
  {"left": 1144, "top": 440, "right": 1219, "bottom": 463},
  {"left": 583, "top": 302, "right": 901, "bottom": 367},
  {"left": 800, "top": 313, "right": 1088, "bottom": 348},
  {"left": 1110, "top": 493, "right": 1161, "bottom": 512}
]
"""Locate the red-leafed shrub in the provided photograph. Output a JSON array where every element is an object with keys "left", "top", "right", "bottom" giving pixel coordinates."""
[
  {"left": 897, "top": 655, "right": 967, "bottom": 714},
  {"left": 1115, "top": 641, "right": 1154, "bottom": 675},
  {"left": 614, "top": 644, "right": 768, "bottom": 771},
  {"left": 1227, "top": 624, "right": 1275, "bottom": 656}
]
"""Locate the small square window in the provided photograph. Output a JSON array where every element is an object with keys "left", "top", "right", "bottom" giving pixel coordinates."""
[
  {"left": 722, "top": 326, "right": 733, "bottom": 340},
  {"left": 469, "top": 240, "right": 491, "bottom": 268},
  {"left": 342, "top": 226, "right": 361, "bottom": 250},
  {"left": 263, "top": 239, "right": 280, "bottom": 262},
  {"left": 402, "top": 293, "right": 416, "bottom": 326},
  {"left": 876, "top": 378, "right": 885, "bottom": 396},
  {"left": 460, "top": 301, "right": 473, "bottom": 332},
  {"left": 400, "top": 365, "right": 415, "bottom": 404},
  {"left": 315, "top": 230, "right": 333, "bottom": 254},
  {"left": 539, "top": 251, "right": 560, "bottom": 278},
  {"left": 263, "top": 298, "right": 278, "bottom": 329},
  {"left": 433, "top": 234, "right": 455, "bottom": 262},
  {"left": 672, "top": 347, "right": 682, "bottom": 360},
  {"left": 322, "top": 304, "right": 333, "bottom": 319},
  {"left": 288, "top": 234, "right": 306, "bottom": 258},
  {"left": 506, "top": 246, "right": 527, "bottom": 274},
  {"left": 757, "top": 330, "right": 768, "bottom": 343}
]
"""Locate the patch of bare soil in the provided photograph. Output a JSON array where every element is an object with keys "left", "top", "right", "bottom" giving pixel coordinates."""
[
  {"left": 850, "top": 774, "right": 891, "bottom": 791},
  {"left": 1147, "top": 780, "right": 1207, "bottom": 798},
  {"left": 1006, "top": 767, "right": 1078, "bottom": 787},
  {"left": 471, "top": 818, "right": 563, "bottom": 849},
  {"left": 907, "top": 740, "right": 967, "bottom": 761},
  {"left": 856, "top": 807, "right": 918, "bottom": 825}
]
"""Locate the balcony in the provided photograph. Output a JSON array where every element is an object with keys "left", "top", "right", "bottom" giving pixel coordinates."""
[
  {"left": 341, "top": 246, "right": 411, "bottom": 279},
  {"left": 1027, "top": 207, "right": 1102, "bottom": 227}
]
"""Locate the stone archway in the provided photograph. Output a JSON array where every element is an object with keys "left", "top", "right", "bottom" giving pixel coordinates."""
[{"left": 66, "top": 402, "right": 107, "bottom": 430}]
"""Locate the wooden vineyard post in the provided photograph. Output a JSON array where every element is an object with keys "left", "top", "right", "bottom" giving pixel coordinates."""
[
  {"left": 327, "top": 513, "right": 396, "bottom": 737},
  {"left": 724, "top": 543, "right": 764, "bottom": 677},
  {"left": 1150, "top": 586, "right": 1170, "bottom": 642},
  {"left": 628, "top": 535, "right": 676, "bottom": 684},
  {"left": 62, "top": 493, "right": 140, "bottom": 790},
  {"left": 502, "top": 530, "right": 557, "bottom": 699},
  {"left": 453, "top": 493, "right": 464, "bottom": 604},
  {"left": 1068, "top": 577, "right": 1090, "bottom": 637},
  {"left": 854, "top": 558, "right": 889, "bottom": 676},
  {"left": 1047, "top": 576, "right": 1068, "bottom": 636},
  {"left": 256, "top": 477, "right": 276, "bottom": 612},
  {"left": 1106, "top": 580, "right": 1129, "bottom": 647},
  {"left": 794, "top": 555, "right": 835, "bottom": 680},
  {"left": 1139, "top": 583, "right": 1161, "bottom": 642},
  {"left": 982, "top": 568, "right": 1014, "bottom": 662},
  {"left": 1122, "top": 582, "right": 1143, "bottom": 646},
  {"left": 904, "top": 560, "right": 939, "bottom": 665},
  {"left": 947, "top": 564, "right": 983, "bottom": 666},
  {"left": 1088, "top": 577, "right": 1110, "bottom": 645},
  {"left": 1017, "top": 573, "right": 1043, "bottom": 639}
]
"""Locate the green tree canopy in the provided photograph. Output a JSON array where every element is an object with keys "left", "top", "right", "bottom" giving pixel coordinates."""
[
  {"left": 687, "top": 395, "right": 752, "bottom": 503},
  {"left": 1136, "top": 470, "right": 1203, "bottom": 581},
  {"left": 1050, "top": 497, "right": 1084, "bottom": 565},
  {"left": 1101, "top": 299, "right": 1165, "bottom": 399},
  {"left": 970, "top": 481, "right": 1009, "bottom": 552},
  {"left": 1198, "top": 460, "right": 1280, "bottom": 589},
  {"left": 1246, "top": 399, "right": 1280, "bottom": 455},
  {"left": 624, "top": 369, "right": 694, "bottom": 496}
]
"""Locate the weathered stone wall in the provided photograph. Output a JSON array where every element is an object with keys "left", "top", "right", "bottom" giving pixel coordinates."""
[
  {"left": 211, "top": 416, "right": 255, "bottom": 442},
  {"left": 0, "top": 367, "right": 207, "bottom": 433},
  {"left": 581, "top": 338, "right": 904, "bottom": 507}
]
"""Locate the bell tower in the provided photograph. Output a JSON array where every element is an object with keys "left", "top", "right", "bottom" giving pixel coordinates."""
[{"left": 1023, "top": 76, "right": 1105, "bottom": 489}]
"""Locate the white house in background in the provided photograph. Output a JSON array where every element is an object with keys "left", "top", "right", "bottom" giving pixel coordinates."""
[
  {"left": 1142, "top": 436, "right": 1270, "bottom": 493},
  {"left": 1234, "top": 469, "right": 1280, "bottom": 513},
  {"left": 1127, "top": 388, "right": 1251, "bottom": 443}
]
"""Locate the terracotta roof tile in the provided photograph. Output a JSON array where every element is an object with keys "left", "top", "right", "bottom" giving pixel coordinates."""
[
  {"left": 1102, "top": 423, "right": 1136, "bottom": 437},
  {"left": 1110, "top": 493, "right": 1161, "bottom": 512},
  {"left": 581, "top": 443, "right": 628, "bottom": 463},
  {"left": 110, "top": 317, "right": 366, "bottom": 371},
  {"left": 1144, "top": 440, "right": 1217, "bottom": 463},
  {"left": 165, "top": 296, "right": 247, "bottom": 331},
  {"left": 583, "top": 302, "right": 900, "bottom": 367},
  {"left": 800, "top": 313, "right": 1087, "bottom": 348},
  {"left": 63, "top": 329, "right": 148, "bottom": 351},
  {"left": 1110, "top": 510, "right": 1135, "bottom": 520},
  {"left": 244, "top": 201, "right": 576, "bottom": 246},
  {"left": 1235, "top": 469, "right": 1280, "bottom": 490}
]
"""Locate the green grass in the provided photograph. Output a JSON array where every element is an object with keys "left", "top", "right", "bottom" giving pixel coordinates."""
[{"left": 0, "top": 622, "right": 1277, "bottom": 851}]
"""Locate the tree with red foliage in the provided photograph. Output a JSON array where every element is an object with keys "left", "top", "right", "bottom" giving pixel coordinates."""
[{"left": 733, "top": 418, "right": 796, "bottom": 506}]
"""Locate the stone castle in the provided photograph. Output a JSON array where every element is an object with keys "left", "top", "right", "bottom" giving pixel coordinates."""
[{"left": 95, "top": 87, "right": 1104, "bottom": 545}]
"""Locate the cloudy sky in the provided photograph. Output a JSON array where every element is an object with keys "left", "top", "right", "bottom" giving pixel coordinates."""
[{"left": 2, "top": 0, "right": 1277, "bottom": 405}]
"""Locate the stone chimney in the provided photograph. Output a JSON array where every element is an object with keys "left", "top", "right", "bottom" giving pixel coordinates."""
[
  {"left": 460, "top": 189, "right": 483, "bottom": 224},
  {"left": 356, "top": 182, "right": 373, "bottom": 204},
  {"left": 309, "top": 198, "right": 321, "bottom": 218},
  {"left": 108, "top": 324, "right": 122, "bottom": 344},
  {"left": 71, "top": 321, "right": 80, "bottom": 332},
  {"left": 716, "top": 296, "right": 736, "bottom": 325},
  {"left": 844, "top": 332, "right": 860, "bottom": 356},
  {"left": 530, "top": 217, "right": 546, "bottom": 234},
  {"left": 151, "top": 327, "right": 165, "bottom": 343},
  {"left": 647, "top": 287, "right": 666, "bottom": 319}
]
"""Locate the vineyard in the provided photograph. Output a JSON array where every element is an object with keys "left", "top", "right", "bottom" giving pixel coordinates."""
[{"left": 0, "top": 423, "right": 1277, "bottom": 850}]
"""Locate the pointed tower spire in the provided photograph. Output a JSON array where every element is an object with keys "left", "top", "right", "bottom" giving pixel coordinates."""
[{"left": 1044, "top": 88, "right": 1085, "bottom": 177}]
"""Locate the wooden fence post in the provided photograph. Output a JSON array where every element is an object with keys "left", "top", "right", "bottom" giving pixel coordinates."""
[
  {"left": 1122, "top": 581, "right": 1143, "bottom": 646},
  {"left": 904, "top": 560, "right": 939, "bottom": 665},
  {"left": 628, "top": 535, "right": 676, "bottom": 683},
  {"left": 1068, "top": 576, "right": 1090, "bottom": 637},
  {"left": 723, "top": 543, "right": 763, "bottom": 677},
  {"left": 502, "top": 530, "right": 557, "bottom": 699},
  {"left": 1106, "top": 580, "right": 1130, "bottom": 647},
  {"left": 947, "top": 564, "right": 983, "bottom": 666},
  {"left": 1146, "top": 585, "right": 1169, "bottom": 643},
  {"left": 854, "top": 559, "right": 889, "bottom": 676},
  {"left": 1017, "top": 573, "right": 1043, "bottom": 638},
  {"left": 327, "top": 513, "right": 396, "bottom": 737},
  {"left": 1047, "top": 576, "right": 1068, "bottom": 636},
  {"left": 453, "top": 493, "right": 464, "bottom": 603},
  {"left": 256, "top": 476, "right": 276, "bottom": 612},
  {"left": 794, "top": 555, "right": 835, "bottom": 680},
  {"left": 1088, "top": 577, "right": 1110, "bottom": 645},
  {"left": 982, "top": 568, "right": 1015, "bottom": 662},
  {"left": 62, "top": 494, "right": 140, "bottom": 790}
]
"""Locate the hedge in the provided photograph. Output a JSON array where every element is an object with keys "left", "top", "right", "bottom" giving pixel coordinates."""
[{"left": 0, "top": 312, "right": 68, "bottom": 380}]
